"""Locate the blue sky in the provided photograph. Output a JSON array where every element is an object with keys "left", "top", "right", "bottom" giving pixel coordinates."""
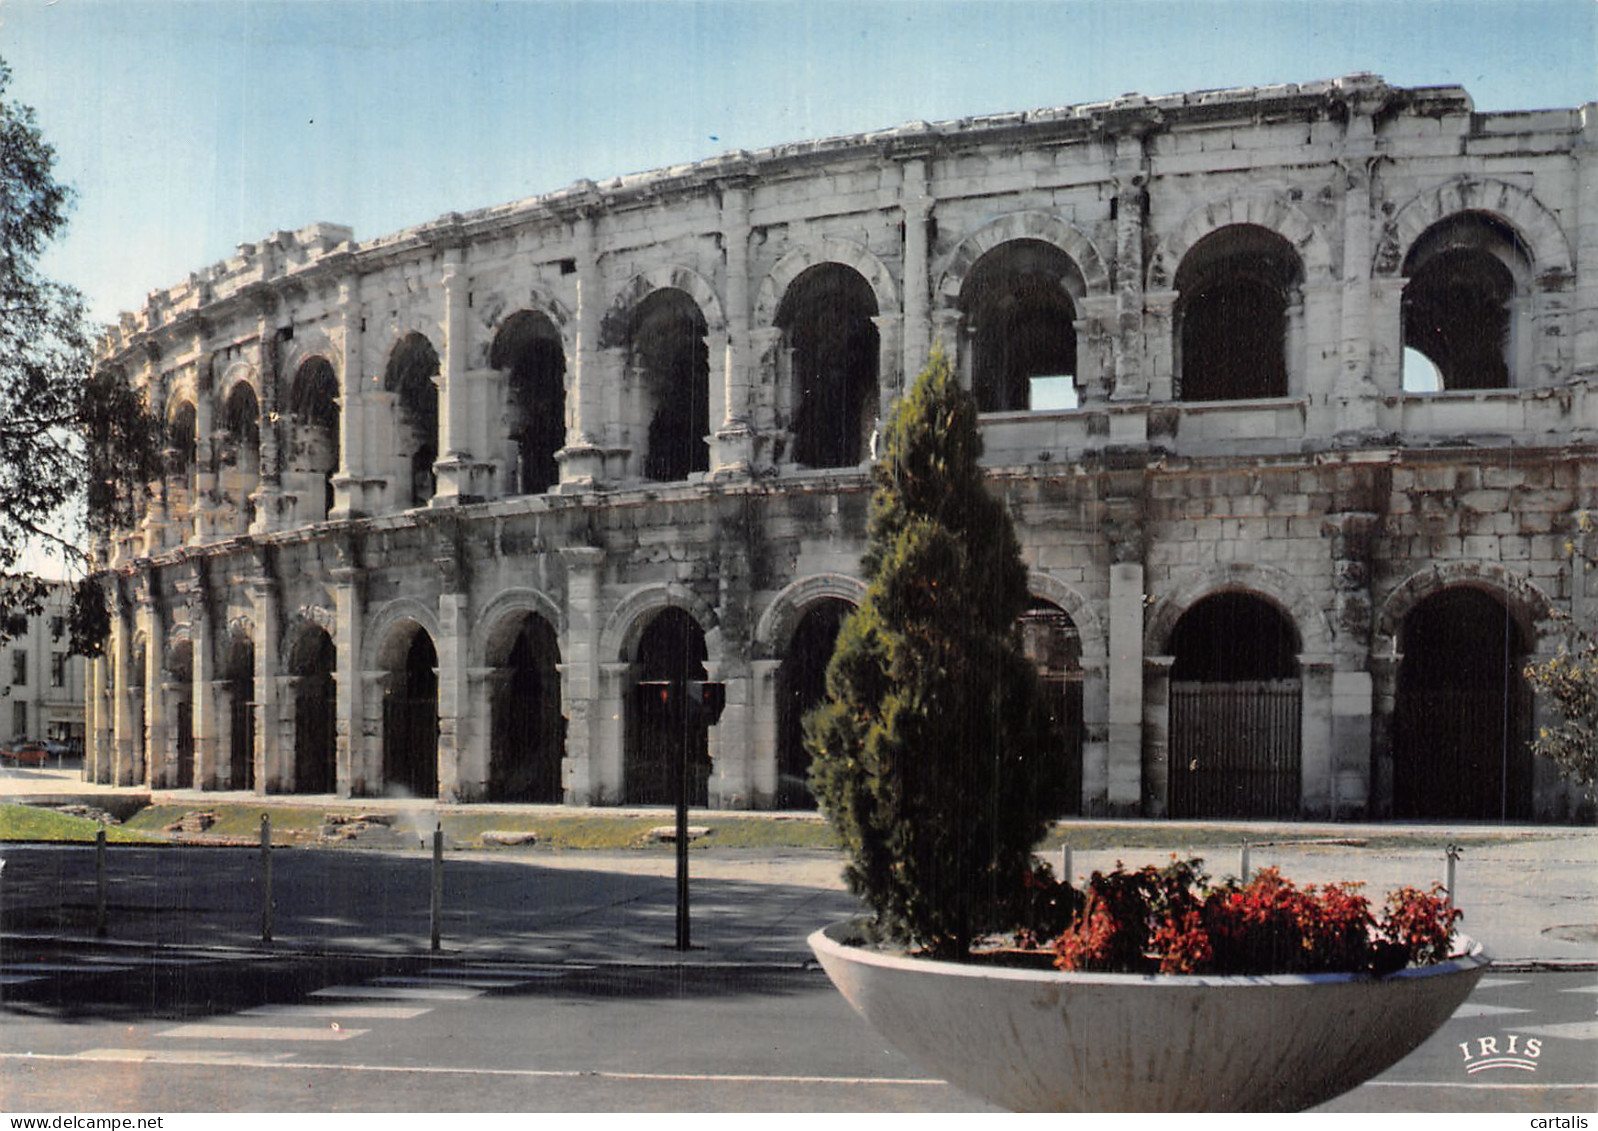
[{"left": 4, "top": 0, "right": 1594, "bottom": 327}]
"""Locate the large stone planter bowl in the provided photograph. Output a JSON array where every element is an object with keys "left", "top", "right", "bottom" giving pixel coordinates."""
[{"left": 810, "top": 921, "right": 1488, "bottom": 1112}]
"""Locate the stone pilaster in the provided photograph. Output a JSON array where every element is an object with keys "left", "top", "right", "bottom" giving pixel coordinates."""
[
  {"left": 1140, "top": 653, "right": 1173, "bottom": 816},
  {"left": 557, "top": 209, "right": 607, "bottom": 487},
  {"left": 1106, "top": 496, "right": 1147, "bottom": 813},
  {"left": 1574, "top": 104, "right": 1598, "bottom": 381},
  {"left": 1325, "top": 510, "right": 1378, "bottom": 817},
  {"left": 111, "top": 589, "right": 135, "bottom": 786},
  {"left": 1336, "top": 146, "right": 1380, "bottom": 432},
  {"left": 139, "top": 588, "right": 167, "bottom": 789},
  {"left": 331, "top": 546, "right": 365, "bottom": 796},
  {"left": 331, "top": 279, "right": 367, "bottom": 519},
  {"left": 249, "top": 555, "right": 280, "bottom": 793},
  {"left": 1110, "top": 141, "right": 1150, "bottom": 402},
  {"left": 900, "top": 156, "right": 934, "bottom": 382},
  {"left": 435, "top": 256, "right": 493, "bottom": 503},
  {"left": 558, "top": 546, "right": 605, "bottom": 804},
  {"left": 713, "top": 182, "right": 755, "bottom": 478},
  {"left": 1298, "top": 655, "right": 1337, "bottom": 817},
  {"left": 436, "top": 589, "right": 472, "bottom": 801},
  {"left": 191, "top": 575, "right": 217, "bottom": 788},
  {"left": 748, "top": 659, "right": 782, "bottom": 806}
]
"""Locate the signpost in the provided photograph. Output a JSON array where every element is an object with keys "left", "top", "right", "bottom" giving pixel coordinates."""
[{"left": 637, "top": 678, "right": 726, "bottom": 950}]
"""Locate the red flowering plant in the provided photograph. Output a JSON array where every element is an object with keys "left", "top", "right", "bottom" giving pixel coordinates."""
[{"left": 1052, "top": 857, "right": 1463, "bottom": 977}]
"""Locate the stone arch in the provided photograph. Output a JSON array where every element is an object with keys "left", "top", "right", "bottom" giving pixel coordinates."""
[
  {"left": 1148, "top": 191, "right": 1336, "bottom": 290},
  {"left": 600, "top": 584, "right": 721, "bottom": 666},
  {"left": 1027, "top": 572, "right": 1107, "bottom": 665},
  {"left": 753, "top": 236, "right": 900, "bottom": 328},
  {"left": 1373, "top": 178, "right": 1574, "bottom": 281},
  {"left": 279, "top": 606, "right": 336, "bottom": 670},
  {"left": 601, "top": 265, "right": 726, "bottom": 347},
  {"left": 755, "top": 573, "right": 868, "bottom": 657},
  {"left": 217, "top": 360, "right": 259, "bottom": 404},
  {"left": 475, "top": 587, "right": 566, "bottom": 667},
  {"left": 278, "top": 329, "right": 344, "bottom": 395},
  {"left": 475, "top": 287, "right": 575, "bottom": 369},
  {"left": 1145, "top": 562, "right": 1333, "bottom": 659},
  {"left": 1374, "top": 561, "right": 1558, "bottom": 656},
  {"left": 934, "top": 212, "right": 1112, "bottom": 307},
  {"left": 364, "top": 597, "right": 442, "bottom": 673}
]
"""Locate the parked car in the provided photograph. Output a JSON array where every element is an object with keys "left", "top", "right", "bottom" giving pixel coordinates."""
[{"left": 1, "top": 741, "right": 48, "bottom": 766}]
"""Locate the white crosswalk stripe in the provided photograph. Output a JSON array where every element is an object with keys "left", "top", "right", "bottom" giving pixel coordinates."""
[
  {"left": 370, "top": 975, "right": 527, "bottom": 990},
  {"left": 241, "top": 1002, "right": 431, "bottom": 1020},
  {"left": 159, "top": 1023, "right": 371, "bottom": 1042},
  {"left": 1452, "top": 1003, "right": 1534, "bottom": 1018},
  {"left": 1513, "top": 1020, "right": 1598, "bottom": 1040}
]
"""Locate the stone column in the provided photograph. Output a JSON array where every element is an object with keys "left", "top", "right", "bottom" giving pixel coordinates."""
[
  {"left": 1298, "top": 655, "right": 1337, "bottom": 817},
  {"left": 192, "top": 590, "right": 216, "bottom": 788},
  {"left": 1140, "top": 654, "right": 1173, "bottom": 817},
  {"left": 140, "top": 598, "right": 167, "bottom": 789},
  {"left": 713, "top": 182, "right": 755, "bottom": 477},
  {"left": 465, "top": 666, "right": 497, "bottom": 798},
  {"left": 435, "top": 256, "right": 488, "bottom": 503},
  {"left": 251, "top": 306, "right": 283, "bottom": 535},
  {"left": 558, "top": 210, "right": 607, "bottom": 487},
  {"left": 332, "top": 563, "right": 364, "bottom": 796},
  {"left": 192, "top": 383, "right": 217, "bottom": 544},
  {"left": 250, "top": 565, "right": 280, "bottom": 793},
  {"left": 361, "top": 670, "right": 387, "bottom": 793},
  {"left": 747, "top": 327, "right": 784, "bottom": 472},
  {"left": 1106, "top": 499, "right": 1146, "bottom": 813},
  {"left": 900, "top": 157, "right": 934, "bottom": 382},
  {"left": 332, "top": 279, "right": 366, "bottom": 519},
  {"left": 111, "top": 595, "right": 135, "bottom": 786},
  {"left": 703, "top": 659, "right": 748, "bottom": 807},
  {"left": 1143, "top": 290, "right": 1179, "bottom": 404},
  {"left": 83, "top": 654, "right": 103, "bottom": 782},
  {"left": 1325, "top": 510, "right": 1378, "bottom": 817},
  {"left": 436, "top": 589, "right": 472, "bottom": 801},
  {"left": 1111, "top": 155, "right": 1149, "bottom": 402},
  {"left": 1336, "top": 151, "right": 1380, "bottom": 432},
  {"left": 558, "top": 547, "right": 605, "bottom": 804},
  {"left": 595, "top": 662, "right": 633, "bottom": 803},
  {"left": 748, "top": 659, "right": 782, "bottom": 806},
  {"left": 1078, "top": 296, "right": 1120, "bottom": 407}
]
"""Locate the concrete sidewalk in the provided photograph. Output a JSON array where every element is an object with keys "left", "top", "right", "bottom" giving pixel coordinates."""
[{"left": 3, "top": 767, "right": 1595, "bottom": 968}]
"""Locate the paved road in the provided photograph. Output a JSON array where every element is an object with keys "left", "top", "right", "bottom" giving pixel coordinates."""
[{"left": 2, "top": 941, "right": 1594, "bottom": 1112}]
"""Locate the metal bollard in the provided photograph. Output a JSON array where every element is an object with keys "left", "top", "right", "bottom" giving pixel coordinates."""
[
  {"left": 1444, "top": 843, "right": 1462, "bottom": 914},
  {"left": 1239, "top": 840, "right": 1252, "bottom": 883},
  {"left": 95, "top": 829, "right": 107, "bottom": 937},
  {"left": 260, "top": 814, "right": 274, "bottom": 943},
  {"left": 430, "top": 823, "right": 444, "bottom": 952}
]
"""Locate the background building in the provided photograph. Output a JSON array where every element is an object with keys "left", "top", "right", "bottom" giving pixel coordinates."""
[
  {"left": 2, "top": 583, "right": 88, "bottom": 751},
  {"left": 86, "top": 76, "right": 1597, "bottom": 821}
]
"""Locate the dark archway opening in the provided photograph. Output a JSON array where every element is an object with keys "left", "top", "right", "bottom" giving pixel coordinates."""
[
  {"left": 1402, "top": 213, "right": 1526, "bottom": 392},
  {"left": 778, "top": 264, "right": 879, "bottom": 469},
  {"left": 384, "top": 628, "right": 438, "bottom": 798},
  {"left": 289, "top": 358, "right": 340, "bottom": 519},
  {"left": 777, "top": 599, "right": 853, "bottom": 809},
  {"left": 225, "top": 636, "right": 255, "bottom": 792},
  {"left": 1168, "top": 592, "right": 1302, "bottom": 818},
  {"left": 630, "top": 290, "right": 709, "bottom": 482},
  {"left": 1394, "top": 588, "right": 1532, "bottom": 821},
  {"left": 1175, "top": 225, "right": 1300, "bottom": 402},
  {"left": 1018, "top": 600, "right": 1084, "bottom": 815},
  {"left": 290, "top": 627, "right": 336, "bottom": 795},
  {"left": 961, "top": 240, "right": 1080, "bottom": 412},
  {"left": 222, "top": 383, "right": 261, "bottom": 530},
  {"left": 489, "top": 615, "right": 565, "bottom": 803},
  {"left": 168, "top": 402, "right": 198, "bottom": 505},
  {"left": 627, "top": 607, "right": 710, "bottom": 806},
  {"left": 492, "top": 312, "right": 567, "bottom": 495},
  {"left": 386, "top": 334, "right": 440, "bottom": 507}
]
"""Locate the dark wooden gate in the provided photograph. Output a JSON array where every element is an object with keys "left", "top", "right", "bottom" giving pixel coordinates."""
[
  {"left": 1393, "top": 684, "right": 1532, "bottom": 821},
  {"left": 1169, "top": 679, "right": 1302, "bottom": 818}
]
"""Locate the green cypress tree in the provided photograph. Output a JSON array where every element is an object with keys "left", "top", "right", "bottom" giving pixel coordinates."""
[{"left": 806, "top": 346, "right": 1067, "bottom": 958}]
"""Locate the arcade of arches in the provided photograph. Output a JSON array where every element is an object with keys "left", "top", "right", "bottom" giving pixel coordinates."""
[{"left": 85, "top": 80, "right": 1592, "bottom": 823}]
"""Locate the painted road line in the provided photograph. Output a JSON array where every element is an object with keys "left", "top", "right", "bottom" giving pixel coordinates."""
[
  {"left": 1, "top": 963, "right": 135, "bottom": 975},
  {"left": 309, "top": 984, "right": 484, "bottom": 1001},
  {"left": 1559, "top": 984, "right": 1598, "bottom": 994},
  {"left": 11, "top": 1050, "right": 943, "bottom": 1087},
  {"left": 1512, "top": 1020, "right": 1598, "bottom": 1040},
  {"left": 1474, "top": 978, "right": 1531, "bottom": 989},
  {"left": 74, "top": 1049, "right": 297, "bottom": 1065},
  {"left": 0, "top": 974, "right": 46, "bottom": 985},
  {"left": 240, "top": 1003, "right": 432, "bottom": 1020},
  {"left": 158, "top": 1023, "right": 371, "bottom": 1042}
]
